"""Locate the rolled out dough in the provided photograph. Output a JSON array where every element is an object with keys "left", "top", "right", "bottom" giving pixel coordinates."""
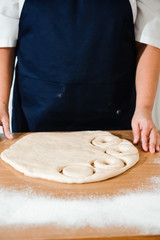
[{"left": 0, "top": 131, "right": 139, "bottom": 183}]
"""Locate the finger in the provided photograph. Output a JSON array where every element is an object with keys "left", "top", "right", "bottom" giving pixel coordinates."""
[
  {"left": 141, "top": 126, "right": 151, "bottom": 152},
  {"left": 2, "top": 123, "right": 13, "bottom": 140},
  {"left": 1, "top": 117, "right": 13, "bottom": 140},
  {"left": 149, "top": 128, "right": 157, "bottom": 154},
  {"left": 156, "top": 134, "right": 160, "bottom": 152},
  {"left": 132, "top": 121, "right": 141, "bottom": 144}
]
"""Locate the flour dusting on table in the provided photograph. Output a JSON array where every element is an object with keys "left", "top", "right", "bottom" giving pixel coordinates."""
[
  {"left": 153, "top": 158, "right": 160, "bottom": 164},
  {"left": 153, "top": 152, "right": 160, "bottom": 163},
  {"left": 0, "top": 177, "right": 160, "bottom": 235},
  {"left": 151, "top": 176, "right": 160, "bottom": 185}
]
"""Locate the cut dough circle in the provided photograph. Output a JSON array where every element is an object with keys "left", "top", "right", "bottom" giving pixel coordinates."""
[
  {"left": 0, "top": 131, "right": 139, "bottom": 184},
  {"left": 106, "top": 139, "right": 138, "bottom": 158},
  {"left": 63, "top": 165, "right": 93, "bottom": 178},
  {"left": 93, "top": 157, "right": 125, "bottom": 170},
  {"left": 92, "top": 134, "right": 121, "bottom": 149}
]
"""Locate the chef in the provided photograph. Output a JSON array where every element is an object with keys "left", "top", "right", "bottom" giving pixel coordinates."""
[{"left": 0, "top": 0, "right": 160, "bottom": 154}]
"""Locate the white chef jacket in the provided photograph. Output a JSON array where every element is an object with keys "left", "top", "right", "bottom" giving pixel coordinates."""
[{"left": 0, "top": 0, "right": 160, "bottom": 49}]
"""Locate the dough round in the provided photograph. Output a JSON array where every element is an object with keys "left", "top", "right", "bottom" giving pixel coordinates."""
[
  {"left": 0, "top": 131, "right": 139, "bottom": 184},
  {"left": 92, "top": 134, "right": 121, "bottom": 149},
  {"left": 63, "top": 165, "right": 93, "bottom": 178},
  {"left": 106, "top": 139, "right": 138, "bottom": 158},
  {"left": 93, "top": 157, "right": 125, "bottom": 170}
]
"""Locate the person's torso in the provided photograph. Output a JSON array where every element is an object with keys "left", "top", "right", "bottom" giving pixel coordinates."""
[
  {"left": 18, "top": 0, "right": 137, "bottom": 23},
  {"left": 13, "top": 0, "right": 137, "bottom": 132}
]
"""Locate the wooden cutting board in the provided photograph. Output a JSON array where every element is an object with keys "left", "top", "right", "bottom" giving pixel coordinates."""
[{"left": 0, "top": 130, "right": 160, "bottom": 240}]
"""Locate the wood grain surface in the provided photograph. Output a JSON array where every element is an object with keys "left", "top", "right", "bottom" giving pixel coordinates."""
[{"left": 0, "top": 130, "right": 160, "bottom": 240}]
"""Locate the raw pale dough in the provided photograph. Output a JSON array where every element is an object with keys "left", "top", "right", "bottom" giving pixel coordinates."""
[{"left": 0, "top": 131, "right": 139, "bottom": 183}]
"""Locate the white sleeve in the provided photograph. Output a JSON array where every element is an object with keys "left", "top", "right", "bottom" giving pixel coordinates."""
[
  {"left": 135, "top": 0, "right": 160, "bottom": 49},
  {"left": 0, "top": 0, "right": 19, "bottom": 47}
]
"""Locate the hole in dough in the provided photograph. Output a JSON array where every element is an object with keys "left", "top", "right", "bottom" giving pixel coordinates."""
[
  {"left": 101, "top": 140, "right": 107, "bottom": 143},
  {"left": 121, "top": 159, "right": 127, "bottom": 166},
  {"left": 91, "top": 162, "right": 95, "bottom": 168},
  {"left": 104, "top": 162, "right": 109, "bottom": 165}
]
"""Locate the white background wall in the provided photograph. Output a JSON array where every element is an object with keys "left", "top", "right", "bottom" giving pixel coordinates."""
[{"left": 0, "top": 74, "right": 160, "bottom": 134}]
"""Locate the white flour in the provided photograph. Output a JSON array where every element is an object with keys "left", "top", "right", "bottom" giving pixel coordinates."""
[
  {"left": 151, "top": 176, "right": 160, "bottom": 185},
  {"left": 0, "top": 177, "right": 160, "bottom": 234},
  {"left": 153, "top": 152, "right": 160, "bottom": 163},
  {"left": 153, "top": 158, "right": 160, "bottom": 164}
]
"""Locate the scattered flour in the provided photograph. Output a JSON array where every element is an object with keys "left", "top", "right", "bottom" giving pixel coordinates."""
[
  {"left": 0, "top": 178, "right": 160, "bottom": 235},
  {"left": 150, "top": 176, "right": 160, "bottom": 185},
  {"left": 153, "top": 158, "right": 160, "bottom": 164}
]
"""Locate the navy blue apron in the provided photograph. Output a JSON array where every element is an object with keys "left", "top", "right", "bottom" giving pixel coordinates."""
[{"left": 12, "top": 0, "right": 136, "bottom": 132}]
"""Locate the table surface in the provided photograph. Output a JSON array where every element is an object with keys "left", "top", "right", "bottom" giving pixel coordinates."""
[{"left": 0, "top": 130, "right": 160, "bottom": 240}]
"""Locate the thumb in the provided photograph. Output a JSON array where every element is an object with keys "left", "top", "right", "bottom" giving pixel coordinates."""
[
  {"left": 1, "top": 116, "right": 13, "bottom": 140},
  {"left": 132, "top": 121, "right": 141, "bottom": 144}
]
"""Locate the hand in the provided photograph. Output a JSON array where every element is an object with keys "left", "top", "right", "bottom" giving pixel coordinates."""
[
  {"left": 131, "top": 108, "right": 160, "bottom": 154},
  {"left": 0, "top": 102, "right": 13, "bottom": 140}
]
